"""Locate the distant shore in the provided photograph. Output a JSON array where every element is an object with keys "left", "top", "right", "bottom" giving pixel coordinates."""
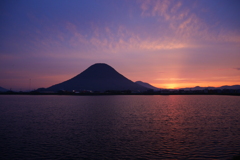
[{"left": 1, "top": 91, "right": 239, "bottom": 96}]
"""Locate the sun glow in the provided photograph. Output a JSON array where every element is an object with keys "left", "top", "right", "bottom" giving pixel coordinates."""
[{"left": 164, "top": 84, "right": 178, "bottom": 89}]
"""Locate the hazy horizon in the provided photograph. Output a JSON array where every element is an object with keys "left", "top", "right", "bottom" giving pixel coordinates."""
[
  {"left": 1, "top": 0, "right": 240, "bottom": 90},
  {"left": 1, "top": 62, "right": 240, "bottom": 92}
]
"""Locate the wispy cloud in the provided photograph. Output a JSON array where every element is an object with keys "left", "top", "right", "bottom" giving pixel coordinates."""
[
  {"left": 5, "top": 0, "right": 238, "bottom": 57},
  {"left": 138, "top": 0, "right": 240, "bottom": 45}
]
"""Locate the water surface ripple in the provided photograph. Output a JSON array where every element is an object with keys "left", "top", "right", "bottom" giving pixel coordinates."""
[{"left": 0, "top": 95, "right": 239, "bottom": 159}]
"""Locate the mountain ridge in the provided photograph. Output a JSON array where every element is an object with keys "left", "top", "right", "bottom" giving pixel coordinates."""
[
  {"left": 34, "top": 63, "right": 240, "bottom": 93},
  {"left": 135, "top": 81, "right": 160, "bottom": 90},
  {"left": 46, "top": 63, "right": 148, "bottom": 92},
  {"left": 0, "top": 86, "right": 8, "bottom": 92},
  {"left": 180, "top": 85, "right": 240, "bottom": 90}
]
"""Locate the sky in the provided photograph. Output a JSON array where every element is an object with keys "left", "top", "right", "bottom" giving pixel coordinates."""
[{"left": 0, "top": 0, "right": 240, "bottom": 91}]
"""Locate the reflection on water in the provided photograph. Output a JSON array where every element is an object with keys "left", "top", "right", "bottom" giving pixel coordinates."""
[{"left": 0, "top": 95, "right": 239, "bottom": 159}]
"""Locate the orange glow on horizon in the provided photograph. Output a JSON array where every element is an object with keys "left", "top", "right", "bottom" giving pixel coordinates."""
[
  {"left": 164, "top": 84, "right": 179, "bottom": 89},
  {"left": 153, "top": 81, "right": 240, "bottom": 89}
]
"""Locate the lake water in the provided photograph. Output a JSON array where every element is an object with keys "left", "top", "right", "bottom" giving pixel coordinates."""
[{"left": 0, "top": 95, "right": 239, "bottom": 159}]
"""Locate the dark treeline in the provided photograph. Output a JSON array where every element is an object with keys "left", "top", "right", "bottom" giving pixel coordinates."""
[{"left": 1, "top": 89, "right": 240, "bottom": 96}]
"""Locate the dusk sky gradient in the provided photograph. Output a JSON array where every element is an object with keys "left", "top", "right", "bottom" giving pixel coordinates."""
[{"left": 1, "top": 0, "right": 240, "bottom": 90}]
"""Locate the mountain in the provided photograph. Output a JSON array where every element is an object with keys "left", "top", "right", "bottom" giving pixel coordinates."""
[
  {"left": 135, "top": 81, "right": 160, "bottom": 90},
  {"left": 0, "top": 86, "right": 8, "bottom": 92},
  {"left": 218, "top": 85, "right": 240, "bottom": 90},
  {"left": 180, "top": 85, "right": 240, "bottom": 90},
  {"left": 46, "top": 63, "right": 148, "bottom": 92},
  {"left": 180, "top": 86, "right": 215, "bottom": 90}
]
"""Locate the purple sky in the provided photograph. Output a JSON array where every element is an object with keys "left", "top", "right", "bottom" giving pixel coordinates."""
[{"left": 1, "top": 0, "right": 240, "bottom": 90}]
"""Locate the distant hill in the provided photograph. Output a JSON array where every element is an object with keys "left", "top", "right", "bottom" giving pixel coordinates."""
[
  {"left": 218, "top": 85, "right": 240, "bottom": 90},
  {"left": 135, "top": 81, "right": 160, "bottom": 90},
  {"left": 180, "top": 85, "right": 240, "bottom": 90},
  {"left": 180, "top": 86, "right": 214, "bottom": 90},
  {"left": 0, "top": 86, "right": 8, "bottom": 92},
  {"left": 45, "top": 63, "right": 148, "bottom": 92}
]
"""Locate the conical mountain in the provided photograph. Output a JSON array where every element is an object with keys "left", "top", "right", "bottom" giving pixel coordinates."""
[
  {"left": 47, "top": 63, "right": 148, "bottom": 92},
  {"left": 0, "top": 86, "right": 8, "bottom": 92}
]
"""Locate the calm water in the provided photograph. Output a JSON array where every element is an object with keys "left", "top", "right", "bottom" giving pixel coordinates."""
[{"left": 0, "top": 95, "right": 239, "bottom": 159}]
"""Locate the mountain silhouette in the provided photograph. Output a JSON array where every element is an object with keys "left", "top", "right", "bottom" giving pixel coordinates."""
[
  {"left": 180, "top": 86, "right": 215, "bottom": 90},
  {"left": 135, "top": 81, "right": 160, "bottom": 90},
  {"left": 0, "top": 86, "right": 8, "bottom": 92},
  {"left": 46, "top": 63, "right": 148, "bottom": 92},
  {"left": 180, "top": 85, "right": 240, "bottom": 90},
  {"left": 218, "top": 85, "right": 240, "bottom": 90}
]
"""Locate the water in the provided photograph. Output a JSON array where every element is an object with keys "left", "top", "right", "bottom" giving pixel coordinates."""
[{"left": 0, "top": 95, "right": 239, "bottom": 159}]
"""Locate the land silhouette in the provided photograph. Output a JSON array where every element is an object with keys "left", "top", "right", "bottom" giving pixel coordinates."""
[
  {"left": 0, "top": 86, "right": 8, "bottom": 92},
  {"left": 1, "top": 63, "right": 240, "bottom": 95},
  {"left": 135, "top": 81, "right": 161, "bottom": 90},
  {"left": 44, "top": 63, "right": 148, "bottom": 92}
]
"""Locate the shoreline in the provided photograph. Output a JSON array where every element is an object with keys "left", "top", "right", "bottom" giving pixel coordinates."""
[{"left": 1, "top": 92, "right": 239, "bottom": 96}]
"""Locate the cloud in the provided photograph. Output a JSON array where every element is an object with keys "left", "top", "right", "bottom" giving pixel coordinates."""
[
  {"left": 137, "top": 0, "right": 206, "bottom": 47},
  {"left": 55, "top": 22, "right": 189, "bottom": 54},
  {"left": 234, "top": 68, "right": 240, "bottom": 71},
  {"left": 138, "top": 0, "right": 240, "bottom": 46},
  {"left": 3, "top": 0, "right": 239, "bottom": 59},
  {"left": 216, "top": 31, "right": 240, "bottom": 43},
  {"left": 140, "top": 0, "right": 189, "bottom": 22},
  {"left": 171, "top": 1, "right": 182, "bottom": 14},
  {"left": 66, "top": 22, "right": 77, "bottom": 33}
]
